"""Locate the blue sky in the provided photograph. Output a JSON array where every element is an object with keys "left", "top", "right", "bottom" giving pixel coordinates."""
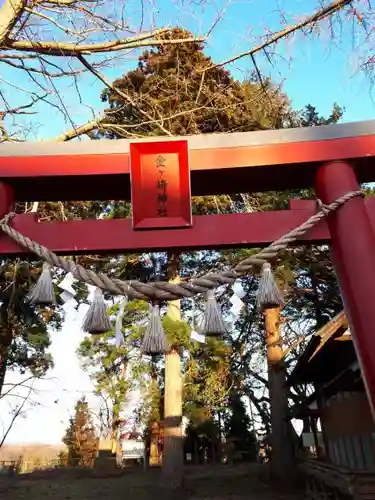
[{"left": 0, "top": 0, "right": 374, "bottom": 445}]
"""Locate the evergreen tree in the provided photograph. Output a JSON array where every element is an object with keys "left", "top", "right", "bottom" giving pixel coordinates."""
[
  {"left": 184, "top": 418, "right": 220, "bottom": 464},
  {"left": 96, "top": 28, "right": 289, "bottom": 139},
  {"left": 77, "top": 299, "right": 150, "bottom": 444},
  {"left": 62, "top": 396, "right": 98, "bottom": 467},
  {"left": 225, "top": 393, "right": 257, "bottom": 462},
  {"left": 0, "top": 259, "right": 62, "bottom": 395}
]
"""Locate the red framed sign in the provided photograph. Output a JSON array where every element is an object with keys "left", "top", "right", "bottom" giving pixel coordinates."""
[{"left": 129, "top": 140, "right": 192, "bottom": 230}]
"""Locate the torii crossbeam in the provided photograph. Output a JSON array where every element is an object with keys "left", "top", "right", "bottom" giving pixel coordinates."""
[
  {"left": 1, "top": 120, "right": 375, "bottom": 417},
  {"left": 0, "top": 119, "right": 374, "bottom": 202}
]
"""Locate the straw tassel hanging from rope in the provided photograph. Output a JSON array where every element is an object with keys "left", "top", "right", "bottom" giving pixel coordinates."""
[
  {"left": 256, "top": 262, "right": 284, "bottom": 311},
  {"left": 82, "top": 287, "right": 111, "bottom": 334},
  {"left": 27, "top": 262, "right": 56, "bottom": 306},
  {"left": 202, "top": 290, "right": 227, "bottom": 336},
  {"left": 141, "top": 304, "right": 168, "bottom": 355}
]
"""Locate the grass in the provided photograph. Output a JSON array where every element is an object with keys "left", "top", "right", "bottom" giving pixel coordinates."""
[{"left": 0, "top": 464, "right": 304, "bottom": 500}]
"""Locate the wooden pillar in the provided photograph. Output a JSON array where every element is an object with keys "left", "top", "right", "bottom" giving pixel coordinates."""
[
  {"left": 149, "top": 421, "right": 162, "bottom": 467},
  {"left": 265, "top": 307, "right": 284, "bottom": 366},
  {"left": 310, "top": 416, "right": 323, "bottom": 459},
  {"left": 315, "top": 161, "right": 375, "bottom": 419},
  {"left": 162, "top": 254, "right": 183, "bottom": 489},
  {"left": 94, "top": 440, "right": 117, "bottom": 475},
  {"left": 0, "top": 182, "right": 15, "bottom": 218},
  {"left": 264, "top": 307, "right": 296, "bottom": 490},
  {"left": 316, "top": 387, "right": 329, "bottom": 460},
  {"left": 148, "top": 365, "right": 162, "bottom": 467}
]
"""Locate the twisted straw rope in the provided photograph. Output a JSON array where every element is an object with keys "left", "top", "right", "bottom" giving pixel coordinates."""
[{"left": 0, "top": 190, "right": 362, "bottom": 301}]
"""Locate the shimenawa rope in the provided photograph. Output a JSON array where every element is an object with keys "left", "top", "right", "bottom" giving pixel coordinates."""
[{"left": 0, "top": 190, "right": 362, "bottom": 302}]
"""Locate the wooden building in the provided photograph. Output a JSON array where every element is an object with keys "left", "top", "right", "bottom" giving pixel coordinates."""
[{"left": 288, "top": 311, "right": 375, "bottom": 499}]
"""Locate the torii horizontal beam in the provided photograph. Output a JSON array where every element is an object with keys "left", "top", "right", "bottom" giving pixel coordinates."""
[
  {"left": 2, "top": 198, "right": 375, "bottom": 256},
  {"left": 1, "top": 120, "right": 375, "bottom": 201}
]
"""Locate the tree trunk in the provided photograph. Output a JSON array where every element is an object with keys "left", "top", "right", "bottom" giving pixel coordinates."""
[
  {"left": 0, "top": 346, "right": 9, "bottom": 397},
  {"left": 310, "top": 416, "right": 323, "bottom": 459},
  {"left": 111, "top": 407, "right": 120, "bottom": 455},
  {"left": 264, "top": 307, "right": 297, "bottom": 491},
  {"left": 0, "top": 327, "right": 13, "bottom": 396},
  {"left": 310, "top": 255, "right": 326, "bottom": 329},
  {"left": 162, "top": 253, "right": 184, "bottom": 491},
  {"left": 0, "top": 309, "right": 13, "bottom": 397}
]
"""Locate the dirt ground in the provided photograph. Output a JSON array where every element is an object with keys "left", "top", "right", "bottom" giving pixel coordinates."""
[{"left": 0, "top": 464, "right": 305, "bottom": 500}]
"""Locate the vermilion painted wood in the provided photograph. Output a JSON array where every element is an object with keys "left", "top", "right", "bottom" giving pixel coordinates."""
[
  {"left": 1, "top": 136, "right": 374, "bottom": 178},
  {"left": 315, "top": 161, "right": 375, "bottom": 419},
  {"left": 2, "top": 198, "right": 375, "bottom": 256},
  {"left": 1, "top": 134, "right": 375, "bottom": 201},
  {"left": 129, "top": 141, "right": 192, "bottom": 229},
  {"left": 0, "top": 182, "right": 15, "bottom": 217}
]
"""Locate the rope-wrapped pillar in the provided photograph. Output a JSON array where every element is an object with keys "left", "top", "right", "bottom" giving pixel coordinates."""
[{"left": 315, "top": 160, "right": 375, "bottom": 418}]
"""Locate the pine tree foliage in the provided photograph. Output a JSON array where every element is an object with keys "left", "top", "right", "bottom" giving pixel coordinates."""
[
  {"left": 225, "top": 393, "right": 257, "bottom": 462},
  {"left": 97, "top": 28, "right": 290, "bottom": 139}
]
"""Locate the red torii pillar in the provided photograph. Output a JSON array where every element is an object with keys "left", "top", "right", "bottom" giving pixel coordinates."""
[{"left": 315, "top": 161, "right": 375, "bottom": 417}]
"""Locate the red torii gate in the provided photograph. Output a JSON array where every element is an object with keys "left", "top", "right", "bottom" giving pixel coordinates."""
[{"left": 1, "top": 120, "right": 375, "bottom": 415}]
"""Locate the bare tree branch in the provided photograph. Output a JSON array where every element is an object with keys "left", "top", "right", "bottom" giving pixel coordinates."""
[
  {"left": 0, "top": 381, "right": 35, "bottom": 448},
  {"left": 281, "top": 333, "right": 313, "bottom": 360},
  {"left": 50, "top": 116, "right": 106, "bottom": 141},
  {"left": 37, "top": 0, "right": 98, "bottom": 5},
  {"left": 49, "top": 85, "right": 276, "bottom": 141},
  {"left": 5, "top": 36, "right": 206, "bottom": 56},
  {"left": 202, "top": 0, "right": 354, "bottom": 71},
  {"left": 0, "top": 57, "right": 86, "bottom": 77},
  {"left": 0, "top": 0, "right": 208, "bottom": 141},
  {"left": 77, "top": 54, "right": 173, "bottom": 136},
  {"left": 4, "top": 27, "right": 205, "bottom": 56},
  {"left": 24, "top": 6, "right": 96, "bottom": 38},
  {"left": 0, "top": 0, "right": 28, "bottom": 45}
]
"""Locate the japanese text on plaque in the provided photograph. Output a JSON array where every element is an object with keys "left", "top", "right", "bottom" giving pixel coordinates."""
[{"left": 156, "top": 155, "right": 168, "bottom": 217}]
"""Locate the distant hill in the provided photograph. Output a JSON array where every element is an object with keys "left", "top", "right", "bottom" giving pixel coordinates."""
[{"left": 0, "top": 443, "right": 66, "bottom": 462}]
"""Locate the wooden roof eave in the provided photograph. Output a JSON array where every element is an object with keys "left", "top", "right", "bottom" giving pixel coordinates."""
[{"left": 287, "top": 311, "right": 348, "bottom": 387}]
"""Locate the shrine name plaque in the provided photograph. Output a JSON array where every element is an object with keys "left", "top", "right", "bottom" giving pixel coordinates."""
[{"left": 130, "top": 140, "right": 192, "bottom": 230}]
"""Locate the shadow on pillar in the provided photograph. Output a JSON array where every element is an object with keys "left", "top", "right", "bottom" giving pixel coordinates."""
[
  {"left": 161, "top": 415, "right": 187, "bottom": 499},
  {"left": 268, "top": 362, "right": 298, "bottom": 492},
  {"left": 93, "top": 439, "right": 118, "bottom": 477}
]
